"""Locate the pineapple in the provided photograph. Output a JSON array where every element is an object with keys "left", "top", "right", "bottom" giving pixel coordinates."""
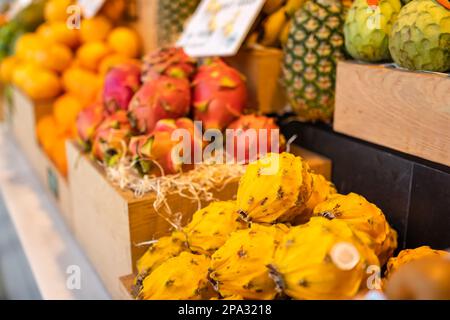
[
  {"left": 236, "top": 153, "right": 313, "bottom": 224},
  {"left": 283, "top": 0, "right": 346, "bottom": 123},
  {"left": 183, "top": 201, "right": 246, "bottom": 256},
  {"left": 133, "top": 232, "right": 187, "bottom": 296},
  {"left": 138, "top": 252, "right": 214, "bottom": 300},
  {"left": 157, "top": 0, "right": 201, "bottom": 47},
  {"left": 209, "top": 224, "right": 290, "bottom": 300},
  {"left": 268, "top": 217, "right": 379, "bottom": 300},
  {"left": 312, "top": 193, "right": 397, "bottom": 265}
]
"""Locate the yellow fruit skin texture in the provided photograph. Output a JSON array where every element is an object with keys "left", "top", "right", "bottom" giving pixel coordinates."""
[
  {"left": 37, "top": 22, "right": 80, "bottom": 49},
  {"left": 210, "top": 224, "right": 290, "bottom": 300},
  {"left": 184, "top": 201, "right": 245, "bottom": 256},
  {"left": 313, "top": 193, "right": 397, "bottom": 266},
  {"left": 77, "top": 41, "right": 111, "bottom": 72},
  {"left": 236, "top": 152, "right": 313, "bottom": 223},
  {"left": 139, "top": 252, "right": 213, "bottom": 300},
  {"left": 386, "top": 246, "right": 449, "bottom": 278},
  {"left": 30, "top": 42, "right": 73, "bottom": 73},
  {"left": 0, "top": 56, "right": 20, "bottom": 83},
  {"left": 44, "top": 0, "right": 73, "bottom": 22},
  {"left": 270, "top": 217, "right": 379, "bottom": 300},
  {"left": 80, "top": 16, "right": 112, "bottom": 43},
  {"left": 107, "top": 27, "right": 141, "bottom": 58},
  {"left": 296, "top": 173, "right": 337, "bottom": 224},
  {"left": 14, "top": 33, "right": 42, "bottom": 61}
]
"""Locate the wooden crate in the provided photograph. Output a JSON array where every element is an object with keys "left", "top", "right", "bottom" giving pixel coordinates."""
[
  {"left": 334, "top": 61, "right": 450, "bottom": 167},
  {"left": 67, "top": 141, "right": 331, "bottom": 299},
  {"left": 226, "top": 48, "right": 287, "bottom": 115},
  {"left": 8, "top": 87, "right": 73, "bottom": 228}
]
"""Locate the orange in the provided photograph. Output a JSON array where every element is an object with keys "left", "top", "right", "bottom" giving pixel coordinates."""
[
  {"left": 14, "top": 33, "right": 42, "bottom": 61},
  {"left": 99, "top": 53, "right": 140, "bottom": 75},
  {"left": 107, "top": 27, "right": 141, "bottom": 58},
  {"left": 30, "top": 42, "right": 73, "bottom": 73},
  {"left": 36, "top": 115, "right": 59, "bottom": 154},
  {"left": 100, "top": 0, "right": 126, "bottom": 22},
  {"left": 80, "top": 16, "right": 112, "bottom": 43},
  {"left": 62, "top": 67, "right": 101, "bottom": 104},
  {"left": 14, "top": 65, "right": 62, "bottom": 100},
  {"left": 0, "top": 56, "right": 20, "bottom": 83},
  {"left": 44, "top": 0, "right": 73, "bottom": 22},
  {"left": 53, "top": 94, "right": 84, "bottom": 132},
  {"left": 49, "top": 137, "right": 69, "bottom": 177},
  {"left": 76, "top": 41, "right": 111, "bottom": 71},
  {"left": 37, "top": 22, "right": 80, "bottom": 49}
]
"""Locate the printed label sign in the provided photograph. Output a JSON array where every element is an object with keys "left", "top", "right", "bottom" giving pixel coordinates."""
[
  {"left": 178, "top": 0, "right": 265, "bottom": 57},
  {"left": 78, "top": 0, "right": 106, "bottom": 18}
]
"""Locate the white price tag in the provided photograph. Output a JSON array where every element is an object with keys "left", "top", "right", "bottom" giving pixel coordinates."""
[
  {"left": 77, "top": 0, "right": 106, "bottom": 18},
  {"left": 178, "top": 0, "right": 265, "bottom": 57}
]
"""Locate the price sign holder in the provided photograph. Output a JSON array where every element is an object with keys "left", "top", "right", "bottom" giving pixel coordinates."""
[{"left": 77, "top": 0, "right": 106, "bottom": 19}]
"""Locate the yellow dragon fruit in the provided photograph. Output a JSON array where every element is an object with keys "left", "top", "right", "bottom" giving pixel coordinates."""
[
  {"left": 386, "top": 246, "right": 450, "bottom": 278},
  {"left": 295, "top": 173, "right": 337, "bottom": 225},
  {"left": 138, "top": 252, "right": 214, "bottom": 300},
  {"left": 134, "top": 232, "right": 187, "bottom": 296},
  {"left": 183, "top": 201, "right": 246, "bottom": 256},
  {"left": 236, "top": 152, "right": 313, "bottom": 224},
  {"left": 268, "top": 217, "right": 379, "bottom": 300},
  {"left": 209, "top": 224, "right": 290, "bottom": 300},
  {"left": 312, "top": 193, "right": 397, "bottom": 265}
]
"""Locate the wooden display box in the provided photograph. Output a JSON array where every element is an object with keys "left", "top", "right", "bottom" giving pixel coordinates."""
[
  {"left": 334, "top": 61, "right": 450, "bottom": 167},
  {"left": 226, "top": 47, "right": 287, "bottom": 115},
  {"left": 67, "top": 140, "right": 331, "bottom": 299},
  {"left": 8, "top": 87, "right": 73, "bottom": 228}
]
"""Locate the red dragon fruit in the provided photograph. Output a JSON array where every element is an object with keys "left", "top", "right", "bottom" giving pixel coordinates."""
[
  {"left": 128, "top": 76, "right": 191, "bottom": 134},
  {"left": 128, "top": 118, "right": 200, "bottom": 176},
  {"left": 141, "top": 47, "right": 197, "bottom": 82},
  {"left": 227, "top": 114, "right": 286, "bottom": 164},
  {"left": 103, "top": 63, "right": 142, "bottom": 114},
  {"left": 193, "top": 59, "right": 247, "bottom": 131},
  {"left": 76, "top": 102, "right": 106, "bottom": 151},
  {"left": 92, "top": 110, "right": 132, "bottom": 166}
]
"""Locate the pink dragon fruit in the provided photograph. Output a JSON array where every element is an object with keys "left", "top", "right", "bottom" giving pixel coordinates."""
[
  {"left": 193, "top": 59, "right": 247, "bottom": 131},
  {"left": 128, "top": 76, "right": 191, "bottom": 134},
  {"left": 141, "top": 47, "right": 197, "bottom": 82},
  {"left": 227, "top": 114, "right": 286, "bottom": 164},
  {"left": 103, "top": 63, "right": 142, "bottom": 114},
  {"left": 76, "top": 102, "right": 106, "bottom": 151},
  {"left": 128, "top": 118, "right": 200, "bottom": 176},
  {"left": 92, "top": 110, "right": 132, "bottom": 166}
]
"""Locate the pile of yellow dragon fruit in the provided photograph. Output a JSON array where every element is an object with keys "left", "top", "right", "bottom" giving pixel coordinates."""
[{"left": 132, "top": 152, "right": 449, "bottom": 300}]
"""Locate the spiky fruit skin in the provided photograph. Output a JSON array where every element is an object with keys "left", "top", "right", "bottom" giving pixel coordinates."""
[
  {"left": 389, "top": 0, "right": 450, "bottom": 72},
  {"left": 128, "top": 76, "right": 191, "bottom": 134},
  {"left": 269, "top": 217, "right": 379, "bottom": 300},
  {"left": 236, "top": 153, "right": 313, "bottom": 224},
  {"left": 183, "top": 201, "right": 245, "bottom": 255},
  {"left": 128, "top": 118, "right": 200, "bottom": 176},
  {"left": 283, "top": 0, "right": 346, "bottom": 123},
  {"left": 193, "top": 60, "right": 247, "bottom": 131},
  {"left": 227, "top": 115, "right": 287, "bottom": 164},
  {"left": 142, "top": 47, "right": 197, "bottom": 82},
  {"left": 295, "top": 173, "right": 337, "bottom": 225},
  {"left": 210, "top": 224, "right": 290, "bottom": 300},
  {"left": 157, "top": 0, "right": 201, "bottom": 47},
  {"left": 76, "top": 102, "right": 105, "bottom": 151},
  {"left": 103, "top": 63, "right": 142, "bottom": 114},
  {"left": 313, "top": 193, "right": 397, "bottom": 265},
  {"left": 385, "top": 246, "right": 450, "bottom": 278},
  {"left": 139, "top": 252, "right": 214, "bottom": 300},
  {"left": 134, "top": 232, "right": 187, "bottom": 296},
  {"left": 344, "top": 0, "right": 402, "bottom": 62},
  {"left": 91, "top": 110, "right": 132, "bottom": 166}
]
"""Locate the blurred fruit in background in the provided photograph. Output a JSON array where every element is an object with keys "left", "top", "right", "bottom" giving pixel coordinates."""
[{"left": 80, "top": 15, "right": 112, "bottom": 43}]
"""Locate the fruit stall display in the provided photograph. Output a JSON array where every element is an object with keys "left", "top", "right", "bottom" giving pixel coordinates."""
[{"left": 0, "top": 0, "right": 448, "bottom": 301}]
